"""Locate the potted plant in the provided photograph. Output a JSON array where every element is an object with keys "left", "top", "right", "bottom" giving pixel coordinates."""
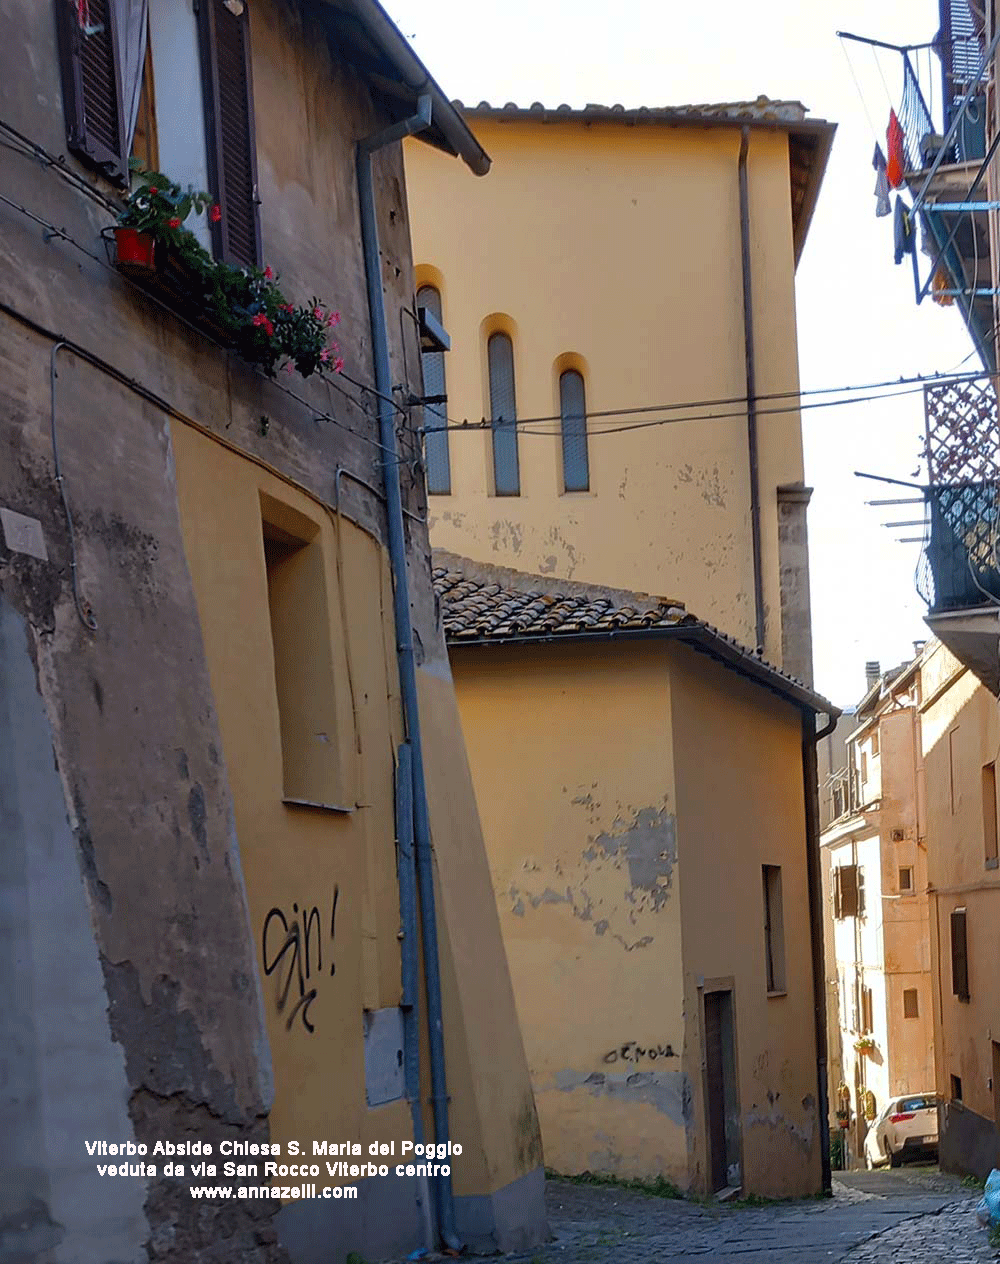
[
  {"left": 835, "top": 1108, "right": 850, "bottom": 1130},
  {"left": 853, "top": 1035, "right": 876, "bottom": 1056},
  {"left": 113, "top": 164, "right": 215, "bottom": 276},
  {"left": 110, "top": 163, "right": 344, "bottom": 381}
]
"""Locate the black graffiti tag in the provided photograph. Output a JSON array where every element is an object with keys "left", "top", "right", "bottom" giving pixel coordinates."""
[
  {"left": 262, "top": 886, "right": 339, "bottom": 1034},
  {"left": 603, "top": 1041, "right": 676, "bottom": 1065}
]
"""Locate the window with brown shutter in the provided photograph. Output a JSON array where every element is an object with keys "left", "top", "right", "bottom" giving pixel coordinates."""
[
  {"left": 199, "top": 0, "right": 261, "bottom": 267},
  {"left": 951, "top": 907, "right": 970, "bottom": 1001},
  {"left": 55, "top": 0, "right": 129, "bottom": 183},
  {"left": 834, "top": 864, "right": 860, "bottom": 919}
]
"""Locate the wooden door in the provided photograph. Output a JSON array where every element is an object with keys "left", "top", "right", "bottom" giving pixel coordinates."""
[{"left": 705, "top": 990, "right": 740, "bottom": 1191}]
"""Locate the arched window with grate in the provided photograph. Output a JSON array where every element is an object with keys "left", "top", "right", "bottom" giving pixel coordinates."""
[
  {"left": 559, "top": 368, "right": 589, "bottom": 492},
  {"left": 488, "top": 332, "right": 520, "bottom": 495},
  {"left": 417, "top": 285, "right": 451, "bottom": 495}
]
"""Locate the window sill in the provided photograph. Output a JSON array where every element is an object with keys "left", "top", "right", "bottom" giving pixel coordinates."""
[
  {"left": 766, "top": 989, "right": 788, "bottom": 999},
  {"left": 283, "top": 797, "right": 354, "bottom": 815}
]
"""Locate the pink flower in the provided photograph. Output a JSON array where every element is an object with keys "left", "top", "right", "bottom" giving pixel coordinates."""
[
  {"left": 209, "top": 204, "right": 221, "bottom": 223},
  {"left": 284, "top": 363, "right": 295, "bottom": 375},
  {"left": 333, "top": 357, "right": 344, "bottom": 373},
  {"left": 264, "top": 266, "right": 273, "bottom": 279},
  {"left": 280, "top": 303, "right": 294, "bottom": 313},
  {"left": 313, "top": 306, "right": 324, "bottom": 321},
  {"left": 320, "top": 348, "right": 331, "bottom": 363},
  {"left": 168, "top": 217, "right": 181, "bottom": 229},
  {"left": 148, "top": 186, "right": 158, "bottom": 195},
  {"left": 326, "top": 311, "right": 341, "bottom": 327}
]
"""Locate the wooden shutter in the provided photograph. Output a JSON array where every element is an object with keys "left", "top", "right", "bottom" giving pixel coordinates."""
[
  {"left": 951, "top": 908, "right": 970, "bottom": 1001},
  {"left": 199, "top": 0, "right": 261, "bottom": 267},
  {"left": 55, "top": 0, "right": 129, "bottom": 183},
  {"left": 839, "top": 865, "right": 859, "bottom": 918}
]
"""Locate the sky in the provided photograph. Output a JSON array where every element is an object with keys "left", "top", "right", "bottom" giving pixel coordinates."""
[{"left": 389, "top": 0, "right": 979, "bottom": 707}]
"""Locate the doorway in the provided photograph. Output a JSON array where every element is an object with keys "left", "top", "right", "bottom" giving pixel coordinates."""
[{"left": 704, "top": 989, "right": 741, "bottom": 1191}]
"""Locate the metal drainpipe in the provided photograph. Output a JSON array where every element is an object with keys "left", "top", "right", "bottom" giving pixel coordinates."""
[
  {"left": 738, "top": 127, "right": 766, "bottom": 654},
  {"left": 803, "top": 709, "right": 838, "bottom": 1195},
  {"left": 357, "top": 97, "right": 463, "bottom": 1252}
]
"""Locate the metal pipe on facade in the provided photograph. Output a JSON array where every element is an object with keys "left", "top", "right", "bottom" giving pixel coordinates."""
[
  {"left": 738, "top": 127, "right": 766, "bottom": 653},
  {"left": 357, "top": 96, "right": 463, "bottom": 1252},
  {"left": 394, "top": 741, "right": 433, "bottom": 1247},
  {"left": 803, "top": 709, "right": 838, "bottom": 1195}
]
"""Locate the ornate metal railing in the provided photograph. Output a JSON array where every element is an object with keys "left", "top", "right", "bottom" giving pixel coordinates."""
[{"left": 918, "top": 377, "right": 1000, "bottom": 610}]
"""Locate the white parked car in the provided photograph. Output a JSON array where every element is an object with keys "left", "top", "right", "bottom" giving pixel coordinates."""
[{"left": 863, "top": 1093, "right": 939, "bottom": 1168}]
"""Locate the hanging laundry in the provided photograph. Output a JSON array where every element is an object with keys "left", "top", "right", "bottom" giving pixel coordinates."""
[
  {"left": 76, "top": 0, "right": 104, "bottom": 35},
  {"left": 872, "top": 144, "right": 891, "bottom": 217},
  {"left": 931, "top": 265, "right": 955, "bottom": 306},
  {"left": 886, "top": 109, "right": 905, "bottom": 189},
  {"left": 894, "top": 196, "right": 914, "bottom": 265}
]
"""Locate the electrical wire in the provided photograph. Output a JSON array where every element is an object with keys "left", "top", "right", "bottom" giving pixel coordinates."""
[
  {"left": 426, "top": 375, "right": 993, "bottom": 439},
  {"left": 422, "top": 366, "right": 997, "bottom": 435}
]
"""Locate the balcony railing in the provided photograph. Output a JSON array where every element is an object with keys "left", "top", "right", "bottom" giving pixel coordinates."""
[
  {"left": 918, "top": 377, "right": 1000, "bottom": 612},
  {"left": 898, "top": 33, "right": 987, "bottom": 174}
]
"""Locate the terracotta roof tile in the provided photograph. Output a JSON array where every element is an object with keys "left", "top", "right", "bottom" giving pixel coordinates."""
[{"left": 431, "top": 552, "right": 837, "bottom": 717}]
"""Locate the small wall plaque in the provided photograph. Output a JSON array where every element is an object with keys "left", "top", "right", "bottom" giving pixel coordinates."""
[{"left": 0, "top": 508, "right": 47, "bottom": 561}]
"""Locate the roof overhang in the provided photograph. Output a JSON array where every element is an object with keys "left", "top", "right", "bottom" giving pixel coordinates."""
[
  {"left": 457, "top": 102, "right": 836, "bottom": 264},
  {"left": 447, "top": 618, "right": 837, "bottom": 719},
  {"left": 312, "top": 0, "right": 491, "bottom": 175}
]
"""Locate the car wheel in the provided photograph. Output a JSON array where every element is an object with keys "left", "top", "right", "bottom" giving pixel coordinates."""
[{"left": 888, "top": 1144, "right": 901, "bottom": 1168}]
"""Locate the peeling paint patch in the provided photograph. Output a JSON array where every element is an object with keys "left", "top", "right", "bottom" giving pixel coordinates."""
[
  {"left": 744, "top": 1102, "right": 815, "bottom": 1155},
  {"left": 547, "top": 1067, "right": 689, "bottom": 1127},
  {"left": 594, "top": 807, "right": 677, "bottom": 912},
  {"left": 506, "top": 803, "right": 677, "bottom": 950}
]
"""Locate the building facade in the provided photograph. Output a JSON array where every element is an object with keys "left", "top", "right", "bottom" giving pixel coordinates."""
[
  {"left": 405, "top": 99, "right": 834, "bottom": 677},
  {"left": 919, "top": 640, "right": 1000, "bottom": 1176},
  {"left": 820, "top": 660, "right": 935, "bottom": 1166},
  {"left": 855, "top": 0, "right": 1000, "bottom": 1178},
  {"left": 0, "top": 3, "right": 546, "bottom": 1262},
  {"left": 434, "top": 553, "right": 837, "bottom": 1199}
]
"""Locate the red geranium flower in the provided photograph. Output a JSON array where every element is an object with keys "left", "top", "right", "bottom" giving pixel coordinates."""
[
  {"left": 209, "top": 204, "right": 222, "bottom": 223},
  {"left": 168, "top": 217, "right": 181, "bottom": 229},
  {"left": 148, "top": 186, "right": 158, "bottom": 195},
  {"left": 263, "top": 266, "right": 273, "bottom": 279}
]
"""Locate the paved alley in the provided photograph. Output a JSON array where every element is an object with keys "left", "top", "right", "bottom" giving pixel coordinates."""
[{"left": 494, "top": 1167, "right": 996, "bottom": 1264}]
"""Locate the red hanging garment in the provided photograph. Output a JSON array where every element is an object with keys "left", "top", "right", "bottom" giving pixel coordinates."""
[{"left": 886, "top": 110, "right": 905, "bottom": 189}]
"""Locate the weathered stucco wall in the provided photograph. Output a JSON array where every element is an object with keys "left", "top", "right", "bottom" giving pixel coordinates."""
[
  {"left": 668, "top": 648, "right": 821, "bottom": 1197},
  {"left": 449, "top": 641, "right": 688, "bottom": 1185},
  {"left": 920, "top": 644, "right": 1000, "bottom": 1176},
  {"left": 0, "top": 0, "right": 544, "bottom": 1258},
  {"left": 406, "top": 119, "right": 808, "bottom": 670}
]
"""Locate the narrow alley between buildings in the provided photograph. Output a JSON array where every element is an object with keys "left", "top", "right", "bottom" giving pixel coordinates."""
[{"left": 488, "top": 1168, "right": 994, "bottom": 1264}]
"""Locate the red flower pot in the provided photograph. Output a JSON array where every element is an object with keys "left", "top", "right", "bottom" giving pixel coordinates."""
[{"left": 114, "top": 227, "right": 157, "bottom": 274}]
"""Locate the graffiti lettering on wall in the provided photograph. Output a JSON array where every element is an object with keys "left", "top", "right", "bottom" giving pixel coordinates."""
[
  {"left": 603, "top": 1041, "right": 676, "bottom": 1065},
  {"left": 261, "top": 886, "right": 340, "bottom": 1035}
]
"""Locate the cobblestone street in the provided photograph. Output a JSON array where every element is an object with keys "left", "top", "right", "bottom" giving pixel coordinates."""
[{"left": 496, "top": 1167, "right": 997, "bottom": 1264}]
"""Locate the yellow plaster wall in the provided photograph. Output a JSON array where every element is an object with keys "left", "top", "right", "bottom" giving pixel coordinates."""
[
  {"left": 406, "top": 120, "right": 805, "bottom": 666},
  {"left": 448, "top": 642, "right": 688, "bottom": 1184},
  {"left": 169, "top": 421, "right": 540, "bottom": 1202},
  {"left": 170, "top": 420, "right": 409, "bottom": 1155},
  {"left": 667, "top": 648, "right": 822, "bottom": 1197}
]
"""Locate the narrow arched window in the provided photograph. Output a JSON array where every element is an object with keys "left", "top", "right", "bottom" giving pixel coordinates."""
[
  {"left": 560, "top": 369, "right": 589, "bottom": 492},
  {"left": 488, "top": 332, "right": 520, "bottom": 496},
  {"left": 417, "top": 285, "right": 451, "bottom": 495}
]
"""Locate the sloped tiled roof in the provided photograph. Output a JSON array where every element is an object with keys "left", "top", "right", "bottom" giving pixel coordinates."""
[
  {"left": 434, "top": 568, "right": 687, "bottom": 641},
  {"left": 432, "top": 552, "right": 837, "bottom": 718}
]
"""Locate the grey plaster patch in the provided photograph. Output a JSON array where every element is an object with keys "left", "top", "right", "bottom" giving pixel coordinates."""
[
  {"left": 549, "top": 1068, "right": 689, "bottom": 1127},
  {"left": 0, "top": 595, "right": 149, "bottom": 1264},
  {"left": 595, "top": 807, "right": 676, "bottom": 912},
  {"left": 454, "top": 1163, "right": 548, "bottom": 1254}
]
